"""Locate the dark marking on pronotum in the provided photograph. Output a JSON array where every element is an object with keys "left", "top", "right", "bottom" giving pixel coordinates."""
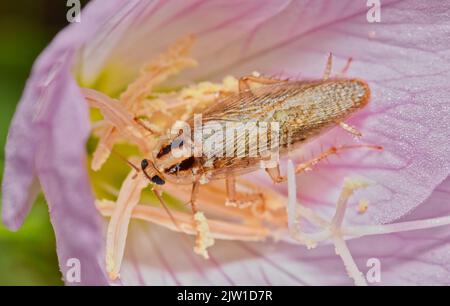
[
  {"left": 166, "top": 156, "right": 195, "bottom": 175},
  {"left": 151, "top": 175, "right": 165, "bottom": 185}
]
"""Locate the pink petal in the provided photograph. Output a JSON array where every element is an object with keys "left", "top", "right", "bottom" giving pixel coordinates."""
[
  {"left": 79, "top": 0, "right": 292, "bottom": 89},
  {"left": 2, "top": 1, "right": 133, "bottom": 284},
  {"left": 35, "top": 56, "right": 109, "bottom": 284},
  {"left": 2, "top": 0, "right": 127, "bottom": 229}
]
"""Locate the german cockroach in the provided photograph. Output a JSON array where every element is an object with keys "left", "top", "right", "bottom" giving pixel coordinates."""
[
  {"left": 139, "top": 53, "right": 381, "bottom": 212},
  {"left": 84, "top": 35, "right": 383, "bottom": 279}
]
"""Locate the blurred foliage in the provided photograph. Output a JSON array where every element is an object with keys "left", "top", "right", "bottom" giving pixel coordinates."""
[{"left": 0, "top": 0, "right": 88, "bottom": 285}]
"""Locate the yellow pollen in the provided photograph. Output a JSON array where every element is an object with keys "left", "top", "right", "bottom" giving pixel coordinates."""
[
  {"left": 193, "top": 212, "right": 215, "bottom": 259},
  {"left": 357, "top": 199, "right": 369, "bottom": 214}
]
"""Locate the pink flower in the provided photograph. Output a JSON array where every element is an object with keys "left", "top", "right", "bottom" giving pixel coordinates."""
[{"left": 3, "top": 0, "right": 450, "bottom": 285}]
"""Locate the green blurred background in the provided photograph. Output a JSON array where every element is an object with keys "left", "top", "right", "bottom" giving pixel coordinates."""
[{"left": 0, "top": 0, "right": 89, "bottom": 285}]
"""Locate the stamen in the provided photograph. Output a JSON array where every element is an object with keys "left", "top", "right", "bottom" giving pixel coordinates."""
[
  {"left": 286, "top": 169, "right": 450, "bottom": 285},
  {"left": 86, "top": 35, "right": 198, "bottom": 171},
  {"left": 120, "top": 35, "right": 197, "bottom": 105},
  {"left": 331, "top": 178, "right": 369, "bottom": 228},
  {"left": 104, "top": 170, "right": 148, "bottom": 280},
  {"left": 343, "top": 215, "right": 450, "bottom": 237},
  {"left": 332, "top": 236, "right": 367, "bottom": 286},
  {"left": 96, "top": 200, "right": 269, "bottom": 241},
  {"left": 287, "top": 160, "right": 297, "bottom": 235},
  {"left": 193, "top": 212, "right": 215, "bottom": 259},
  {"left": 287, "top": 160, "right": 322, "bottom": 249}
]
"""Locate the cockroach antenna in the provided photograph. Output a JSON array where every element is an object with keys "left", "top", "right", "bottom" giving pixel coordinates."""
[
  {"left": 110, "top": 148, "right": 140, "bottom": 179},
  {"left": 133, "top": 117, "right": 159, "bottom": 135},
  {"left": 152, "top": 188, "right": 184, "bottom": 232}
]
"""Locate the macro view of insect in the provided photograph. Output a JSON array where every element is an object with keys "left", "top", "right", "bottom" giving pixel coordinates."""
[
  {"left": 3, "top": 0, "right": 450, "bottom": 288},
  {"left": 140, "top": 55, "right": 381, "bottom": 206},
  {"left": 83, "top": 36, "right": 383, "bottom": 282}
]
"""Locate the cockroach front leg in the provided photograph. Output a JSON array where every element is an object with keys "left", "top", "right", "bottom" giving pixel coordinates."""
[{"left": 189, "top": 181, "right": 200, "bottom": 213}]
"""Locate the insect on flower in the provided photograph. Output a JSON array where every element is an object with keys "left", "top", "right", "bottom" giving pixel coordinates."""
[{"left": 83, "top": 35, "right": 382, "bottom": 280}]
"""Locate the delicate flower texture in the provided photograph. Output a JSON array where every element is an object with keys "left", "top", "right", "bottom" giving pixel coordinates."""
[{"left": 3, "top": 0, "right": 450, "bottom": 285}]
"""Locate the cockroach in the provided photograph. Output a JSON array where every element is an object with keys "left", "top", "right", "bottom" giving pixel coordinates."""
[{"left": 140, "top": 54, "right": 382, "bottom": 211}]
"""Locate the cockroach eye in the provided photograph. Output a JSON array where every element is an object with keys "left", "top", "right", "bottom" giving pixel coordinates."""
[
  {"left": 151, "top": 175, "right": 165, "bottom": 185},
  {"left": 141, "top": 159, "right": 149, "bottom": 170}
]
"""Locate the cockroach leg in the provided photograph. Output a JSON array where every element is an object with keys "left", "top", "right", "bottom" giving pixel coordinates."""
[
  {"left": 292, "top": 144, "right": 382, "bottom": 176},
  {"left": 265, "top": 164, "right": 285, "bottom": 183},
  {"left": 274, "top": 144, "right": 382, "bottom": 183},
  {"left": 189, "top": 181, "right": 200, "bottom": 214},
  {"left": 322, "top": 52, "right": 333, "bottom": 80},
  {"left": 225, "top": 173, "right": 264, "bottom": 208},
  {"left": 133, "top": 117, "right": 162, "bottom": 136},
  {"left": 340, "top": 57, "right": 353, "bottom": 75},
  {"left": 225, "top": 173, "right": 237, "bottom": 203},
  {"left": 339, "top": 122, "right": 362, "bottom": 137},
  {"left": 239, "top": 75, "right": 287, "bottom": 95}
]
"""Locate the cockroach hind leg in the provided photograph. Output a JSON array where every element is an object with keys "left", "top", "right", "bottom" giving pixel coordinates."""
[{"left": 278, "top": 144, "right": 382, "bottom": 182}]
